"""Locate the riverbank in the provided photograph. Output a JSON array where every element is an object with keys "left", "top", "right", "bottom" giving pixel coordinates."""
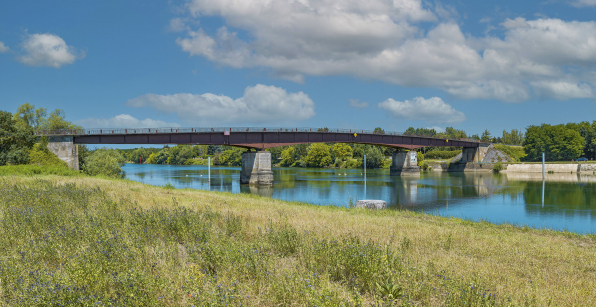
[{"left": 1, "top": 175, "right": 594, "bottom": 305}]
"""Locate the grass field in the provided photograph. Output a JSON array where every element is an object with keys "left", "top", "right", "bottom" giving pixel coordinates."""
[{"left": 0, "top": 175, "right": 595, "bottom": 306}]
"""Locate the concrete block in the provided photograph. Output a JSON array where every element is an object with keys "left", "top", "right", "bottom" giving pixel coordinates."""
[
  {"left": 240, "top": 151, "right": 274, "bottom": 185},
  {"left": 355, "top": 200, "right": 387, "bottom": 209}
]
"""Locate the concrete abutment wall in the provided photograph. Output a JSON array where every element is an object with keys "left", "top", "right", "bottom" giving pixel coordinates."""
[
  {"left": 47, "top": 136, "right": 79, "bottom": 170},
  {"left": 390, "top": 151, "right": 420, "bottom": 176}
]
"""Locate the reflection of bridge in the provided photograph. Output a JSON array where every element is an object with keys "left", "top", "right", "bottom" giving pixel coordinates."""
[{"left": 41, "top": 127, "right": 488, "bottom": 185}]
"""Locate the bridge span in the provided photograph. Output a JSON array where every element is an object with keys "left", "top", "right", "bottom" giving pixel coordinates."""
[{"left": 40, "top": 127, "right": 488, "bottom": 185}]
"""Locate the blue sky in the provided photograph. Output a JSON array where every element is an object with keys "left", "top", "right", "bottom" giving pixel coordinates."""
[{"left": 1, "top": 0, "right": 596, "bottom": 138}]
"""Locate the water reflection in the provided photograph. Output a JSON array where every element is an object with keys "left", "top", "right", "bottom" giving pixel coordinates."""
[{"left": 123, "top": 164, "right": 596, "bottom": 234}]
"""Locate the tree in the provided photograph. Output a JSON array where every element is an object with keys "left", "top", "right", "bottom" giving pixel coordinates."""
[
  {"left": 83, "top": 148, "right": 126, "bottom": 178},
  {"left": 481, "top": 129, "right": 492, "bottom": 142},
  {"left": 332, "top": 143, "right": 352, "bottom": 161},
  {"left": 0, "top": 110, "right": 36, "bottom": 166},
  {"left": 524, "top": 124, "right": 584, "bottom": 161},
  {"left": 373, "top": 127, "right": 385, "bottom": 134},
  {"left": 304, "top": 143, "right": 332, "bottom": 167},
  {"left": 364, "top": 146, "right": 384, "bottom": 169},
  {"left": 218, "top": 148, "right": 245, "bottom": 166},
  {"left": 280, "top": 147, "right": 295, "bottom": 166}
]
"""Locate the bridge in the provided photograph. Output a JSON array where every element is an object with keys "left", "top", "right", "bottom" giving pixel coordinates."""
[{"left": 40, "top": 127, "right": 488, "bottom": 185}]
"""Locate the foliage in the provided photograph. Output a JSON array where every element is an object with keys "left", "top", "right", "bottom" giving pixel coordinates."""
[
  {"left": 524, "top": 124, "right": 584, "bottom": 161},
  {"left": 304, "top": 143, "right": 332, "bottom": 167},
  {"left": 0, "top": 110, "right": 36, "bottom": 166},
  {"left": 28, "top": 143, "right": 68, "bottom": 167},
  {"left": 346, "top": 158, "right": 363, "bottom": 168},
  {"left": 146, "top": 152, "right": 158, "bottom": 164},
  {"left": 424, "top": 150, "right": 462, "bottom": 159},
  {"left": 364, "top": 146, "right": 384, "bottom": 169},
  {"left": 83, "top": 148, "right": 126, "bottom": 178},
  {"left": 373, "top": 127, "right": 385, "bottom": 134},
  {"left": 493, "top": 162, "right": 504, "bottom": 172},
  {"left": 404, "top": 127, "right": 437, "bottom": 137},
  {"left": 218, "top": 148, "right": 245, "bottom": 166},
  {"left": 481, "top": 129, "right": 492, "bottom": 142},
  {"left": 332, "top": 143, "right": 352, "bottom": 161},
  {"left": 416, "top": 151, "right": 424, "bottom": 166},
  {"left": 0, "top": 165, "right": 81, "bottom": 176},
  {"left": 501, "top": 129, "right": 524, "bottom": 145},
  {"left": 494, "top": 145, "right": 526, "bottom": 162},
  {"left": 280, "top": 147, "right": 295, "bottom": 166},
  {"left": 13, "top": 103, "right": 80, "bottom": 131},
  {"left": 421, "top": 161, "right": 429, "bottom": 171}
]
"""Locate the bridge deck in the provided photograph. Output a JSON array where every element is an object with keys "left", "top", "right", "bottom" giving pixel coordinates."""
[{"left": 41, "top": 127, "right": 485, "bottom": 149}]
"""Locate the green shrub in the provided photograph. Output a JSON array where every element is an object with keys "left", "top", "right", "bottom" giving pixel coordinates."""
[
  {"left": 424, "top": 150, "right": 462, "bottom": 160},
  {"left": 28, "top": 143, "right": 68, "bottom": 167},
  {"left": 83, "top": 148, "right": 126, "bottom": 178},
  {"left": 493, "top": 162, "right": 504, "bottom": 172},
  {"left": 417, "top": 151, "right": 424, "bottom": 166},
  {"left": 421, "top": 161, "right": 429, "bottom": 170},
  {"left": 494, "top": 144, "right": 526, "bottom": 162},
  {"left": 346, "top": 158, "right": 363, "bottom": 169},
  {"left": 0, "top": 165, "right": 81, "bottom": 176}
]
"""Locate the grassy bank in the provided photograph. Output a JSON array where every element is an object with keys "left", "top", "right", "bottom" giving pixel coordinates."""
[{"left": 0, "top": 176, "right": 594, "bottom": 306}]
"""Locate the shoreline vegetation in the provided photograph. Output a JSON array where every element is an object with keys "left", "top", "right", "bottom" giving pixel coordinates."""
[{"left": 0, "top": 173, "right": 594, "bottom": 306}]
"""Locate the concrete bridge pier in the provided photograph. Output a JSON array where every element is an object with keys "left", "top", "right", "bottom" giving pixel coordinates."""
[
  {"left": 461, "top": 145, "right": 491, "bottom": 163},
  {"left": 240, "top": 151, "right": 274, "bottom": 185},
  {"left": 390, "top": 151, "right": 420, "bottom": 176},
  {"left": 47, "top": 136, "right": 79, "bottom": 170}
]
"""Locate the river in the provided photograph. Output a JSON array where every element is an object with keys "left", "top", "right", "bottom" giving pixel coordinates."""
[{"left": 123, "top": 164, "right": 596, "bottom": 234}]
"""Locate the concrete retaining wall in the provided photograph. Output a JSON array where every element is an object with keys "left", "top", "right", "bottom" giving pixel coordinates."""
[
  {"left": 47, "top": 136, "right": 79, "bottom": 170},
  {"left": 504, "top": 164, "right": 579, "bottom": 173}
]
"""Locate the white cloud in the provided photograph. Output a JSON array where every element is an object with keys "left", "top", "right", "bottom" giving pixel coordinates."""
[
  {"left": 18, "top": 33, "right": 81, "bottom": 68},
  {"left": 174, "top": 1, "right": 596, "bottom": 102},
  {"left": 125, "top": 84, "right": 315, "bottom": 125},
  {"left": 378, "top": 97, "right": 466, "bottom": 124},
  {"left": 570, "top": 0, "right": 596, "bottom": 7},
  {"left": 169, "top": 17, "right": 189, "bottom": 32},
  {"left": 530, "top": 81, "right": 594, "bottom": 100},
  {"left": 75, "top": 114, "right": 180, "bottom": 128},
  {"left": 349, "top": 99, "right": 369, "bottom": 109},
  {"left": 0, "top": 42, "right": 9, "bottom": 53}
]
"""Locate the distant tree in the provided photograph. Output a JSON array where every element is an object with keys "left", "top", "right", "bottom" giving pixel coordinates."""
[
  {"left": 481, "top": 129, "right": 492, "bottom": 142},
  {"left": 332, "top": 143, "right": 353, "bottom": 161},
  {"left": 146, "top": 152, "right": 158, "bottom": 164},
  {"left": 373, "top": 127, "right": 385, "bottom": 134},
  {"left": 524, "top": 124, "right": 584, "bottom": 161},
  {"left": 471, "top": 134, "right": 480, "bottom": 140},
  {"left": 364, "top": 146, "right": 384, "bottom": 169},
  {"left": 501, "top": 129, "right": 524, "bottom": 145},
  {"left": 83, "top": 148, "right": 126, "bottom": 178},
  {"left": 218, "top": 148, "right": 245, "bottom": 166},
  {"left": 0, "top": 110, "right": 36, "bottom": 166},
  {"left": 280, "top": 147, "right": 295, "bottom": 166},
  {"left": 304, "top": 143, "right": 332, "bottom": 167}
]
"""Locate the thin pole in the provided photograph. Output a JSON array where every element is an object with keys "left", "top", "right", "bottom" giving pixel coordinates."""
[
  {"left": 208, "top": 156, "right": 211, "bottom": 184},
  {"left": 542, "top": 152, "right": 545, "bottom": 179},
  {"left": 364, "top": 154, "right": 367, "bottom": 177}
]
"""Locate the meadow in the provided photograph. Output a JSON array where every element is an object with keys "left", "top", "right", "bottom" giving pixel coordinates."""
[{"left": 0, "top": 174, "right": 594, "bottom": 306}]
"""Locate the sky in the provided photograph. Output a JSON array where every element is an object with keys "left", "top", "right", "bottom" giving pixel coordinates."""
[{"left": 1, "top": 0, "right": 596, "bottom": 138}]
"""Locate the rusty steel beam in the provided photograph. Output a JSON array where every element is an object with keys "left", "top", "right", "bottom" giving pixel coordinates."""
[{"left": 72, "top": 131, "right": 480, "bottom": 149}]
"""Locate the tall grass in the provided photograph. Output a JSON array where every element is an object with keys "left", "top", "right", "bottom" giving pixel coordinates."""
[
  {"left": 494, "top": 144, "right": 526, "bottom": 162},
  {"left": 0, "top": 178, "right": 501, "bottom": 306},
  {"left": 0, "top": 165, "right": 81, "bottom": 176}
]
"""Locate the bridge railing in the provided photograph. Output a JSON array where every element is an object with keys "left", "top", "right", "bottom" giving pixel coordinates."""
[{"left": 36, "top": 127, "right": 484, "bottom": 143}]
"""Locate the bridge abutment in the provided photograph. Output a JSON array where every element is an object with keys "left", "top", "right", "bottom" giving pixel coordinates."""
[
  {"left": 47, "top": 136, "right": 79, "bottom": 170},
  {"left": 240, "top": 152, "right": 274, "bottom": 185},
  {"left": 390, "top": 151, "right": 420, "bottom": 176},
  {"left": 461, "top": 146, "right": 490, "bottom": 163}
]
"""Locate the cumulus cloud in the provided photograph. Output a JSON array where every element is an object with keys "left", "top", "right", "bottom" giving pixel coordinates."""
[
  {"left": 75, "top": 114, "right": 180, "bottom": 128},
  {"left": 125, "top": 84, "right": 315, "bottom": 125},
  {"left": 0, "top": 42, "right": 9, "bottom": 53},
  {"left": 378, "top": 97, "right": 466, "bottom": 125},
  {"left": 349, "top": 99, "right": 369, "bottom": 109},
  {"left": 173, "top": 0, "right": 596, "bottom": 102},
  {"left": 169, "top": 17, "right": 190, "bottom": 32},
  {"left": 18, "top": 33, "right": 82, "bottom": 68},
  {"left": 570, "top": 0, "right": 596, "bottom": 7}
]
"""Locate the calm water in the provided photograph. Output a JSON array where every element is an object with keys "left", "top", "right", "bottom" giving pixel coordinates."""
[{"left": 123, "top": 164, "right": 596, "bottom": 234}]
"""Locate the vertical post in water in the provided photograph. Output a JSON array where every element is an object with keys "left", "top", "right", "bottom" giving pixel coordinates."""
[
  {"left": 208, "top": 156, "right": 211, "bottom": 184},
  {"left": 364, "top": 154, "right": 367, "bottom": 177},
  {"left": 542, "top": 152, "right": 545, "bottom": 179}
]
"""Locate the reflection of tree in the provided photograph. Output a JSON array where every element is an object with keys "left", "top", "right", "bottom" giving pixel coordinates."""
[{"left": 523, "top": 181, "right": 596, "bottom": 218}]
